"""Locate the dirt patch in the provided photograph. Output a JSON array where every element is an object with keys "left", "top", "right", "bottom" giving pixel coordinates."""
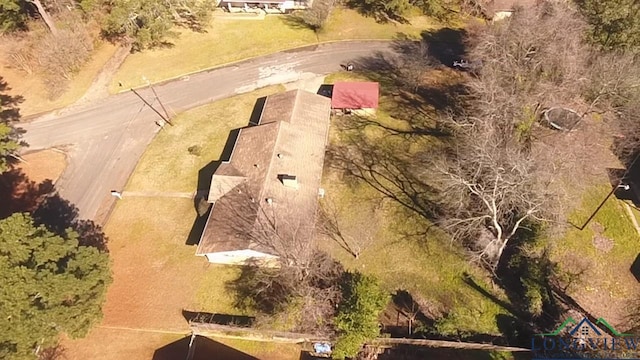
[
  {"left": 18, "top": 149, "right": 67, "bottom": 184},
  {"left": 591, "top": 222, "right": 614, "bottom": 253}
]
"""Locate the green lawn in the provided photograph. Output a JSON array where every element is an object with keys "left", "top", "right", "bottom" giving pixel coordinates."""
[
  {"left": 125, "top": 85, "right": 285, "bottom": 192},
  {"left": 110, "top": 7, "right": 448, "bottom": 92},
  {"left": 550, "top": 186, "right": 640, "bottom": 317},
  {"left": 319, "top": 71, "right": 509, "bottom": 336},
  {"left": 209, "top": 337, "right": 302, "bottom": 359}
]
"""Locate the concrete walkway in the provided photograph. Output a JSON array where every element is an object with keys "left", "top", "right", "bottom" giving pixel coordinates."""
[{"left": 122, "top": 191, "right": 195, "bottom": 199}]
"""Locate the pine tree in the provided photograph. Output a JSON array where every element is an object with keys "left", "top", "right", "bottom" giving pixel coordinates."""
[{"left": 0, "top": 213, "right": 111, "bottom": 359}]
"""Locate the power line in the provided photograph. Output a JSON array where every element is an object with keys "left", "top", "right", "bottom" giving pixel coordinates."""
[
  {"left": 129, "top": 88, "right": 174, "bottom": 126},
  {"left": 577, "top": 148, "right": 640, "bottom": 230}
]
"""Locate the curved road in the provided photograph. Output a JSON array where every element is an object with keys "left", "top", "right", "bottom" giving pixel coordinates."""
[{"left": 21, "top": 41, "right": 395, "bottom": 222}]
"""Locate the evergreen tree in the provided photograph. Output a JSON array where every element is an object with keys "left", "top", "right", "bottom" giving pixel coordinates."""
[
  {"left": 0, "top": 0, "right": 26, "bottom": 33},
  {"left": 0, "top": 213, "right": 111, "bottom": 359},
  {"left": 577, "top": 0, "right": 640, "bottom": 51},
  {"left": 333, "top": 272, "right": 389, "bottom": 359},
  {"left": 101, "top": 0, "right": 213, "bottom": 51}
]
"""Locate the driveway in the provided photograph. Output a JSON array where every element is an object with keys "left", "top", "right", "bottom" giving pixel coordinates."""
[{"left": 20, "top": 41, "right": 395, "bottom": 222}]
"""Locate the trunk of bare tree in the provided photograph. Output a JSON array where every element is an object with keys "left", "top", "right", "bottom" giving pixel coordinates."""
[{"left": 29, "top": 0, "right": 58, "bottom": 36}]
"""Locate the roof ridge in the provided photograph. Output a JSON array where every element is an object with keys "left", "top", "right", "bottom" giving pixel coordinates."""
[{"left": 251, "top": 91, "right": 302, "bottom": 245}]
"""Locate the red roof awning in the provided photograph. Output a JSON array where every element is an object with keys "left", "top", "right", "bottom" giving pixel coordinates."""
[{"left": 331, "top": 82, "right": 379, "bottom": 109}]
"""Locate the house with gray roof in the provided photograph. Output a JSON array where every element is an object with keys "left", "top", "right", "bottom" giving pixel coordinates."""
[{"left": 195, "top": 89, "right": 331, "bottom": 265}]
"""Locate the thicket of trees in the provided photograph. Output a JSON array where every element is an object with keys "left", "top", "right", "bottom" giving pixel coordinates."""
[
  {"left": 0, "top": 0, "right": 214, "bottom": 48},
  {"left": 101, "top": 0, "right": 213, "bottom": 50}
]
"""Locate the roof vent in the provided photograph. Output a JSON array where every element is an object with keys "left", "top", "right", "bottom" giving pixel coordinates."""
[{"left": 279, "top": 174, "right": 299, "bottom": 189}]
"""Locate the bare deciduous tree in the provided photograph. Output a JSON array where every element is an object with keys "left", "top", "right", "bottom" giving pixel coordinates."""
[
  {"left": 467, "top": 2, "right": 591, "bottom": 124},
  {"left": 216, "top": 186, "right": 344, "bottom": 333},
  {"left": 28, "top": 0, "right": 58, "bottom": 35},
  {"left": 430, "top": 117, "right": 555, "bottom": 269},
  {"left": 317, "top": 199, "right": 374, "bottom": 259}
]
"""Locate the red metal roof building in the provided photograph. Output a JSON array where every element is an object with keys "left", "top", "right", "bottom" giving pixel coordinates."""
[{"left": 331, "top": 82, "right": 380, "bottom": 110}]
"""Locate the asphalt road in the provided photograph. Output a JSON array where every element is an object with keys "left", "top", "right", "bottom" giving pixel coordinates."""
[{"left": 20, "top": 41, "right": 395, "bottom": 222}]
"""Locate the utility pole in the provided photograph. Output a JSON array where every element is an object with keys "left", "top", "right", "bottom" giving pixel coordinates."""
[
  {"left": 150, "top": 85, "right": 171, "bottom": 120},
  {"left": 578, "top": 149, "right": 640, "bottom": 230},
  {"left": 143, "top": 75, "right": 172, "bottom": 120},
  {"left": 578, "top": 183, "right": 630, "bottom": 230},
  {"left": 129, "top": 88, "right": 174, "bottom": 126}
]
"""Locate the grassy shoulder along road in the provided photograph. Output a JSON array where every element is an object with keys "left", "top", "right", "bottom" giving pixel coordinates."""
[
  {"left": 110, "top": 7, "right": 447, "bottom": 92},
  {"left": 125, "top": 85, "right": 285, "bottom": 193}
]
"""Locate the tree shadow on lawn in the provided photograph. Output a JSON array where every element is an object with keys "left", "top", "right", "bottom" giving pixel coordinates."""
[
  {"left": 0, "top": 168, "right": 108, "bottom": 252},
  {"left": 344, "top": 0, "right": 411, "bottom": 24},
  {"left": 420, "top": 28, "right": 467, "bottom": 68},
  {"left": 326, "top": 136, "right": 443, "bottom": 227},
  {"left": 0, "top": 168, "right": 54, "bottom": 219},
  {"left": 349, "top": 35, "right": 468, "bottom": 116},
  {"left": 460, "top": 225, "right": 606, "bottom": 349},
  {"left": 185, "top": 97, "right": 267, "bottom": 246},
  {"left": 375, "top": 345, "right": 532, "bottom": 360},
  {"left": 33, "top": 193, "right": 109, "bottom": 252},
  {"left": 1, "top": 76, "right": 25, "bottom": 124}
]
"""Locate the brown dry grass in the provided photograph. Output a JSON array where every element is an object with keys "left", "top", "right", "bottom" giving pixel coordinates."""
[
  {"left": 61, "top": 328, "right": 185, "bottom": 360},
  {"left": 0, "top": 41, "right": 118, "bottom": 117},
  {"left": 17, "top": 149, "right": 67, "bottom": 184},
  {"left": 62, "top": 328, "right": 302, "bottom": 360},
  {"left": 100, "top": 197, "right": 224, "bottom": 329}
]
